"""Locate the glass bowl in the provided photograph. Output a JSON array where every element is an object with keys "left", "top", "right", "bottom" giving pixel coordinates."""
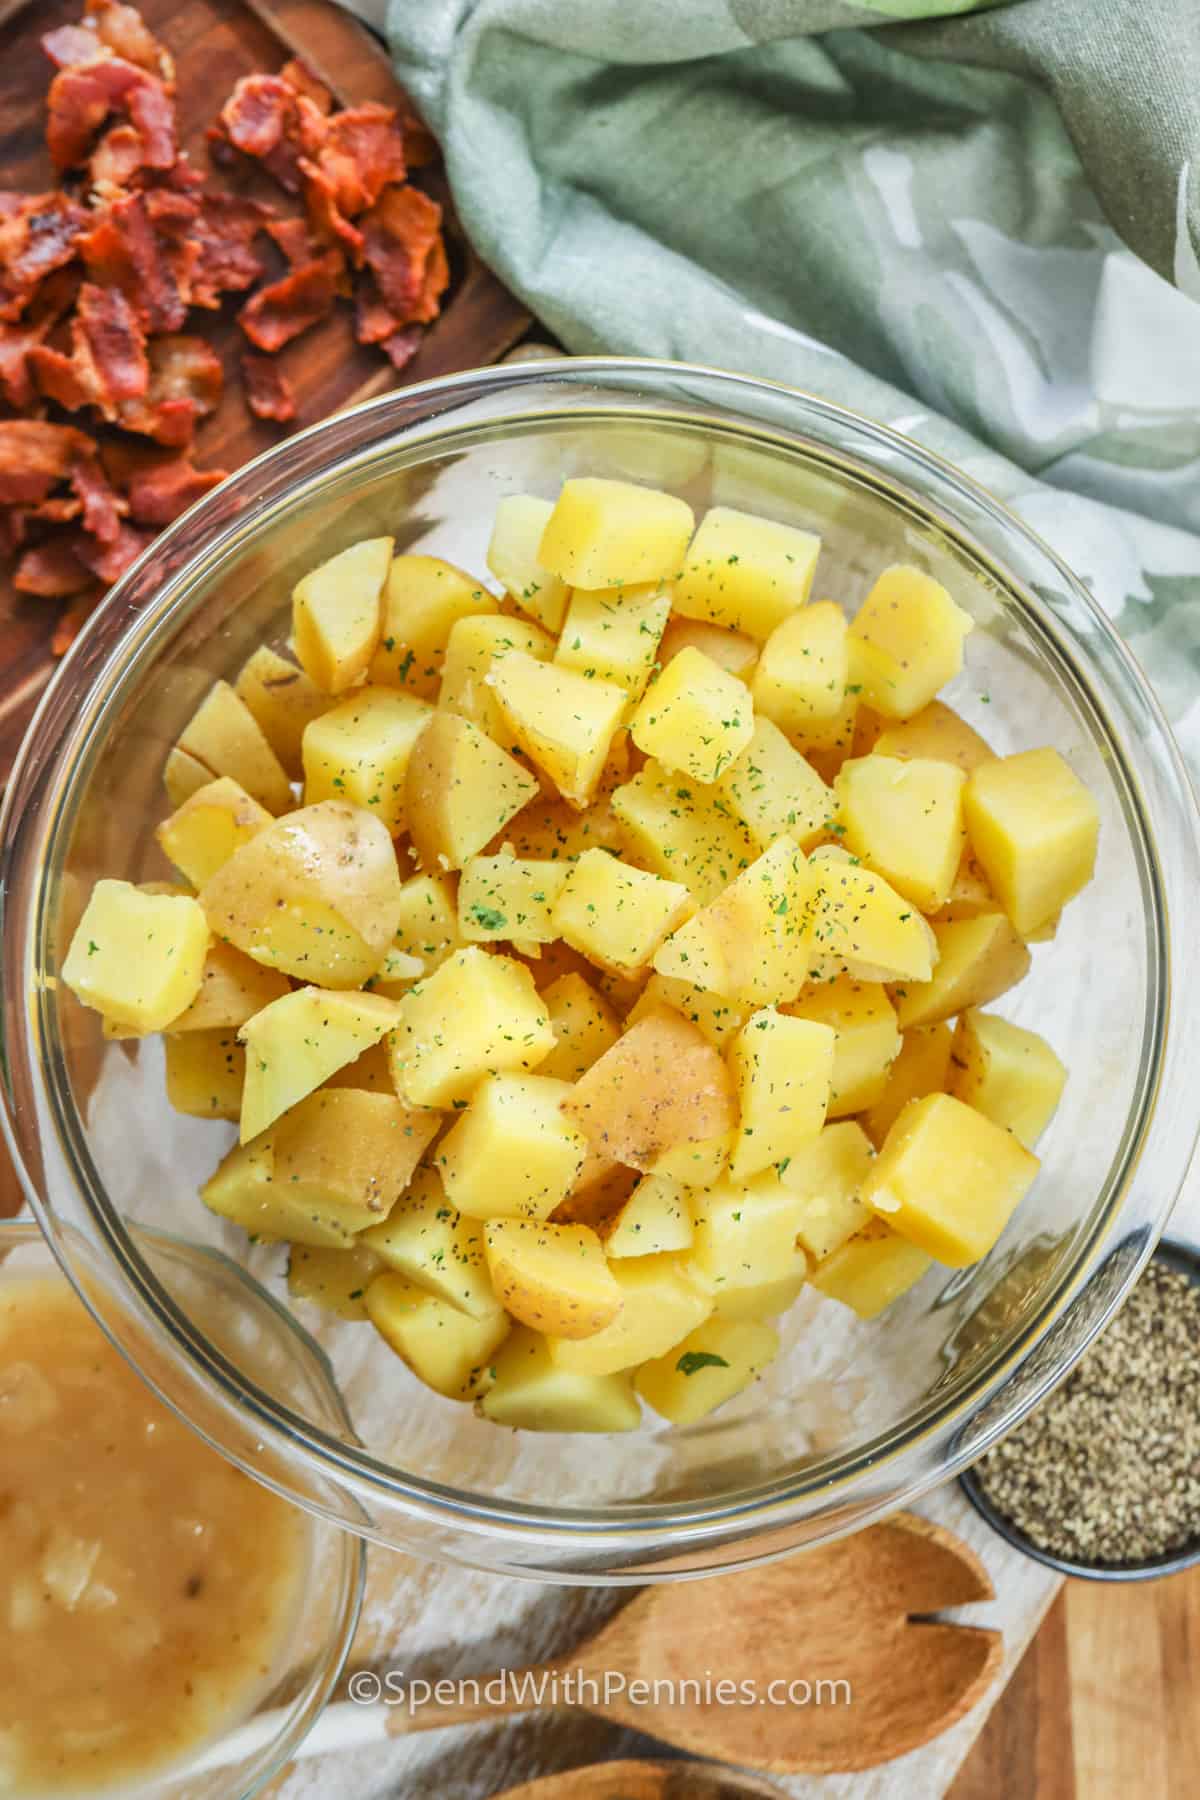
[
  {"left": 2, "top": 359, "right": 1199, "bottom": 1583},
  {"left": 0, "top": 1216, "right": 365, "bottom": 1797}
]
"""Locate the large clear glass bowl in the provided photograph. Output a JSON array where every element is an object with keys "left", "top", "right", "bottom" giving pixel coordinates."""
[{"left": 2, "top": 360, "right": 1198, "bottom": 1583}]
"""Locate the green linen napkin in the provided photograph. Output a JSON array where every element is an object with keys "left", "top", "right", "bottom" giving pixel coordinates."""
[{"left": 359, "top": 0, "right": 1200, "bottom": 770}]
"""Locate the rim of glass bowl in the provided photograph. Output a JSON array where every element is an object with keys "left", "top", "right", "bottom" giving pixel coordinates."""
[{"left": 3, "top": 358, "right": 1199, "bottom": 1580}]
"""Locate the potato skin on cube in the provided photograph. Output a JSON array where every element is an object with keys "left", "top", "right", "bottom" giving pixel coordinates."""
[
  {"left": 546, "top": 1253, "right": 712, "bottom": 1377},
  {"left": 156, "top": 777, "right": 273, "bottom": 889},
  {"left": 673, "top": 505, "right": 820, "bottom": 639},
  {"left": 636, "top": 1318, "right": 779, "bottom": 1425},
  {"left": 484, "top": 1219, "right": 623, "bottom": 1338},
  {"left": 292, "top": 535, "right": 392, "bottom": 695},
  {"left": 234, "top": 645, "right": 333, "bottom": 778},
  {"left": 562, "top": 1008, "right": 736, "bottom": 1173},
  {"left": 872, "top": 700, "right": 994, "bottom": 774},
  {"left": 630, "top": 647, "right": 754, "bottom": 784},
  {"left": 365, "top": 1273, "right": 510, "bottom": 1400},
  {"left": 727, "top": 1008, "right": 835, "bottom": 1182},
  {"left": 406, "top": 712, "right": 539, "bottom": 871},
  {"left": 388, "top": 947, "right": 555, "bottom": 1108},
  {"left": 848, "top": 565, "right": 973, "bottom": 719},
  {"left": 537, "top": 478, "right": 695, "bottom": 590},
  {"left": 272, "top": 1088, "right": 439, "bottom": 1224},
  {"left": 479, "top": 1328, "right": 641, "bottom": 1432},
  {"left": 948, "top": 1010, "right": 1067, "bottom": 1149},
  {"left": 201, "top": 1133, "right": 372, "bottom": 1250},
  {"left": 810, "top": 1218, "right": 932, "bottom": 1318},
  {"left": 964, "top": 747, "right": 1099, "bottom": 937},
  {"left": 437, "top": 1074, "right": 588, "bottom": 1221},
  {"left": 62, "top": 880, "right": 209, "bottom": 1032},
  {"left": 625, "top": 974, "right": 748, "bottom": 1050}
]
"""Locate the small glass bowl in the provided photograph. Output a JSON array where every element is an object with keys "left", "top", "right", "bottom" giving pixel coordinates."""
[
  {"left": 3, "top": 359, "right": 1200, "bottom": 1581},
  {"left": 0, "top": 1216, "right": 365, "bottom": 1797}
]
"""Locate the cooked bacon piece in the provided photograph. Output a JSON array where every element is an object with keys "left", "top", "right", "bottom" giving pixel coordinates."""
[
  {"left": 354, "top": 281, "right": 398, "bottom": 346},
  {"left": 266, "top": 216, "right": 316, "bottom": 267},
  {"left": 361, "top": 183, "right": 441, "bottom": 318},
  {"left": 28, "top": 344, "right": 92, "bottom": 409},
  {"left": 113, "top": 332, "right": 222, "bottom": 443},
  {"left": 301, "top": 161, "right": 364, "bottom": 262},
  {"left": 71, "top": 452, "right": 126, "bottom": 543},
  {"left": 126, "top": 75, "right": 174, "bottom": 168},
  {"left": 307, "top": 104, "right": 407, "bottom": 218},
  {"left": 188, "top": 192, "right": 270, "bottom": 307},
  {"left": 40, "top": 23, "right": 103, "bottom": 69},
  {"left": 46, "top": 56, "right": 173, "bottom": 172},
  {"left": 280, "top": 58, "right": 333, "bottom": 115},
  {"left": 395, "top": 104, "right": 437, "bottom": 170},
  {"left": 30, "top": 494, "right": 84, "bottom": 523},
  {"left": 86, "top": 0, "right": 174, "bottom": 84},
  {"left": 74, "top": 280, "right": 148, "bottom": 406},
  {"left": 238, "top": 252, "right": 341, "bottom": 351},
  {"left": 381, "top": 324, "right": 422, "bottom": 372},
  {"left": 90, "top": 122, "right": 146, "bottom": 189},
  {"left": 0, "top": 319, "right": 49, "bottom": 408},
  {"left": 410, "top": 233, "right": 449, "bottom": 325},
  {"left": 14, "top": 540, "right": 93, "bottom": 597},
  {"left": 240, "top": 351, "right": 296, "bottom": 421},
  {"left": 0, "top": 193, "right": 91, "bottom": 319},
  {"left": 220, "top": 74, "right": 292, "bottom": 158},
  {"left": 124, "top": 451, "right": 227, "bottom": 524},
  {"left": 74, "top": 517, "right": 153, "bottom": 582},
  {"left": 0, "top": 420, "right": 94, "bottom": 505},
  {"left": 80, "top": 191, "right": 188, "bottom": 332}
]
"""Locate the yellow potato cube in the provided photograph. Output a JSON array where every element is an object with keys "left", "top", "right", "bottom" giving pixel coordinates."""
[
  {"left": 436, "top": 1074, "right": 588, "bottom": 1221},
  {"left": 367, "top": 946, "right": 425, "bottom": 997},
  {"left": 654, "top": 837, "right": 819, "bottom": 1006},
  {"left": 776, "top": 1120, "right": 873, "bottom": 1261},
  {"left": 537, "top": 478, "right": 694, "bottom": 589},
  {"left": 553, "top": 850, "right": 691, "bottom": 979},
  {"left": 810, "top": 1219, "right": 932, "bottom": 1318},
  {"left": 635, "top": 1317, "right": 778, "bottom": 1425},
  {"left": 301, "top": 686, "right": 432, "bottom": 836},
  {"left": 751, "top": 601, "right": 848, "bottom": 736},
  {"left": 201, "top": 1133, "right": 370, "bottom": 1249},
  {"left": 563, "top": 1008, "right": 737, "bottom": 1174},
  {"left": 362, "top": 1167, "right": 499, "bottom": 1320},
  {"left": 715, "top": 717, "right": 835, "bottom": 853},
  {"left": 610, "top": 761, "right": 756, "bottom": 906},
  {"left": 835, "top": 755, "right": 967, "bottom": 913},
  {"left": 176, "top": 680, "right": 292, "bottom": 813},
  {"left": 62, "top": 880, "right": 209, "bottom": 1031},
  {"left": 673, "top": 505, "right": 820, "bottom": 639},
  {"left": 872, "top": 700, "right": 995, "bottom": 774},
  {"left": 234, "top": 645, "right": 334, "bottom": 778},
  {"left": 711, "top": 1270, "right": 808, "bottom": 1320},
  {"left": 370, "top": 555, "right": 497, "bottom": 695},
  {"left": 786, "top": 976, "right": 901, "bottom": 1117},
  {"left": 688, "top": 1175, "right": 811, "bottom": 1291},
  {"left": 625, "top": 974, "right": 749, "bottom": 1049},
  {"left": 964, "top": 748, "right": 1099, "bottom": 937},
  {"left": 273, "top": 1088, "right": 439, "bottom": 1227},
  {"left": 601, "top": 1173, "right": 694, "bottom": 1258},
  {"left": 949, "top": 1010, "right": 1067, "bottom": 1149},
  {"left": 861, "top": 1023, "right": 953, "bottom": 1148},
  {"left": 479, "top": 1328, "right": 640, "bottom": 1432},
  {"left": 546, "top": 1253, "right": 712, "bottom": 1376},
  {"left": 458, "top": 855, "right": 569, "bottom": 946},
  {"left": 491, "top": 651, "right": 627, "bottom": 809},
  {"left": 406, "top": 712, "right": 539, "bottom": 871},
  {"left": 168, "top": 941, "right": 290, "bottom": 1032},
  {"left": 486, "top": 494, "right": 570, "bottom": 631},
  {"left": 287, "top": 1241, "right": 383, "bottom": 1321},
  {"left": 238, "top": 986, "right": 402, "bottom": 1142},
  {"left": 389, "top": 947, "right": 554, "bottom": 1107},
  {"left": 630, "top": 647, "right": 753, "bottom": 784},
  {"left": 538, "top": 973, "right": 621, "bottom": 1081},
  {"left": 650, "top": 1132, "right": 734, "bottom": 1188},
  {"left": 324, "top": 1040, "right": 395, "bottom": 1094},
  {"left": 806, "top": 847, "right": 937, "bottom": 983},
  {"left": 891, "top": 912, "right": 1031, "bottom": 1030},
  {"left": 164, "top": 1029, "right": 245, "bottom": 1121},
  {"left": 727, "top": 1009, "right": 835, "bottom": 1182},
  {"left": 156, "top": 776, "right": 273, "bottom": 890},
  {"left": 437, "top": 614, "right": 556, "bottom": 738},
  {"left": 932, "top": 850, "right": 996, "bottom": 923},
  {"left": 163, "top": 744, "right": 214, "bottom": 809},
  {"left": 792, "top": 680, "right": 861, "bottom": 764},
  {"left": 847, "top": 565, "right": 973, "bottom": 719},
  {"left": 555, "top": 582, "right": 672, "bottom": 700},
  {"left": 365, "top": 1273, "right": 510, "bottom": 1400},
  {"left": 484, "top": 1219, "right": 623, "bottom": 1338},
  {"left": 392, "top": 871, "right": 461, "bottom": 970},
  {"left": 498, "top": 786, "right": 626, "bottom": 864},
  {"left": 292, "top": 535, "right": 392, "bottom": 694},
  {"left": 658, "top": 615, "right": 759, "bottom": 680}
]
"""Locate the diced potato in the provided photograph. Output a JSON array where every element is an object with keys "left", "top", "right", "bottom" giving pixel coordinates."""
[
  {"left": 324, "top": 1040, "right": 394, "bottom": 1093},
  {"left": 538, "top": 973, "right": 621, "bottom": 1081},
  {"left": 370, "top": 555, "right": 497, "bottom": 694},
  {"left": 863, "top": 1092, "right": 1039, "bottom": 1266},
  {"left": 553, "top": 850, "right": 691, "bottom": 979},
  {"left": 555, "top": 582, "right": 671, "bottom": 700},
  {"left": 362, "top": 1167, "right": 499, "bottom": 1320},
  {"left": 238, "top": 986, "right": 402, "bottom": 1142},
  {"left": 835, "top": 755, "right": 967, "bottom": 913},
  {"left": 389, "top": 946, "right": 554, "bottom": 1107},
  {"left": 562, "top": 1009, "right": 736, "bottom": 1173},
  {"left": 715, "top": 717, "right": 835, "bottom": 853},
  {"left": 872, "top": 701, "right": 994, "bottom": 774},
  {"left": 486, "top": 495, "right": 570, "bottom": 631},
  {"left": 727, "top": 1009, "right": 835, "bottom": 1182},
  {"left": 164, "top": 744, "right": 214, "bottom": 809},
  {"left": 964, "top": 748, "right": 1099, "bottom": 937},
  {"left": 287, "top": 1241, "right": 383, "bottom": 1321},
  {"left": 553, "top": 1148, "right": 640, "bottom": 1228},
  {"left": 62, "top": 880, "right": 209, "bottom": 1031},
  {"left": 367, "top": 946, "right": 425, "bottom": 996},
  {"left": 847, "top": 566, "right": 973, "bottom": 719},
  {"left": 688, "top": 1175, "right": 810, "bottom": 1291},
  {"left": 658, "top": 615, "right": 758, "bottom": 680},
  {"left": 491, "top": 651, "right": 627, "bottom": 809},
  {"left": 792, "top": 680, "right": 860, "bottom": 763},
  {"left": 365, "top": 1273, "right": 509, "bottom": 1400},
  {"left": 654, "top": 837, "right": 818, "bottom": 1006},
  {"left": 751, "top": 601, "right": 848, "bottom": 737},
  {"left": 948, "top": 1010, "right": 1067, "bottom": 1149},
  {"left": 234, "top": 644, "right": 333, "bottom": 777},
  {"left": 156, "top": 777, "right": 273, "bottom": 889},
  {"left": 272, "top": 1088, "right": 439, "bottom": 1225},
  {"left": 861, "top": 1023, "right": 953, "bottom": 1149},
  {"left": 498, "top": 786, "right": 627, "bottom": 864},
  {"left": 673, "top": 505, "right": 820, "bottom": 639},
  {"left": 625, "top": 974, "right": 748, "bottom": 1049},
  {"left": 479, "top": 1328, "right": 641, "bottom": 1431},
  {"left": 610, "top": 761, "right": 756, "bottom": 906},
  {"left": 601, "top": 1173, "right": 694, "bottom": 1258},
  {"left": 810, "top": 1219, "right": 932, "bottom": 1318},
  {"left": 164, "top": 1029, "right": 244, "bottom": 1120},
  {"left": 538, "top": 478, "right": 694, "bottom": 589},
  {"left": 650, "top": 1132, "right": 733, "bottom": 1188},
  {"left": 635, "top": 1318, "right": 778, "bottom": 1424},
  {"left": 786, "top": 976, "right": 901, "bottom": 1117},
  {"left": 932, "top": 850, "right": 995, "bottom": 922},
  {"left": 201, "top": 1134, "right": 369, "bottom": 1249},
  {"left": 777, "top": 1121, "right": 872, "bottom": 1261},
  {"left": 292, "top": 536, "right": 392, "bottom": 694},
  {"left": 437, "top": 614, "right": 556, "bottom": 737},
  {"left": 457, "top": 855, "right": 569, "bottom": 946},
  {"left": 168, "top": 941, "right": 290, "bottom": 1032},
  {"left": 891, "top": 912, "right": 1030, "bottom": 1030},
  {"left": 630, "top": 647, "right": 753, "bottom": 784},
  {"left": 302, "top": 687, "right": 433, "bottom": 835},
  {"left": 807, "top": 847, "right": 936, "bottom": 984},
  {"left": 546, "top": 1253, "right": 712, "bottom": 1376},
  {"left": 484, "top": 1219, "right": 622, "bottom": 1338},
  {"left": 437, "top": 1074, "right": 588, "bottom": 1220},
  {"left": 392, "top": 871, "right": 461, "bottom": 970},
  {"left": 176, "top": 680, "right": 292, "bottom": 813},
  {"left": 200, "top": 801, "right": 402, "bottom": 989},
  {"left": 406, "top": 712, "right": 539, "bottom": 871},
  {"left": 711, "top": 1270, "right": 808, "bottom": 1320}
]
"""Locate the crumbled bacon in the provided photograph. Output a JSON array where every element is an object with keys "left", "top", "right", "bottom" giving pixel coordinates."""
[
  {"left": 306, "top": 104, "right": 407, "bottom": 217},
  {"left": 221, "top": 74, "right": 293, "bottom": 159},
  {"left": 73, "top": 517, "right": 153, "bottom": 582},
  {"left": 74, "top": 279, "right": 148, "bottom": 407},
  {"left": 266, "top": 216, "right": 316, "bottom": 267},
  {"left": 280, "top": 58, "right": 333, "bottom": 116},
  {"left": 361, "top": 183, "right": 442, "bottom": 318},
  {"left": 0, "top": 192, "right": 90, "bottom": 318},
  {"left": 189, "top": 192, "right": 271, "bottom": 307},
  {"left": 90, "top": 123, "right": 146, "bottom": 190},
  {"left": 240, "top": 351, "right": 296, "bottom": 422},
  {"left": 86, "top": 0, "right": 174, "bottom": 84},
  {"left": 301, "top": 161, "right": 364, "bottom": 262},
  {"left": 381, "top": 325, "right": 423, "bottom": 372},
  {"left": 39, "top": 24, "right": 103, "bottom": 71},
  {"left": 28, "top": 343, "right": 92, "bottom": 410},
  {"left": 14, "top": 540, "right": 93, "bottom": 597},
  {"left": 124, "top": 451, "right": 228, "bottom": 524},
  {"left": 71, "top": 453, "right": 126, "bottom": 543},
  {"left": 0, "top": 319, "right": 50, "bottom": 408},
  {"left": 238, "top": 252, "right": 342, "bottom": 352},
  {"left": 0, "top": 420, "right": 95, "bottom": 504},
  {"left": 46, "top": 56, "right": 173, "bottom": 172}
]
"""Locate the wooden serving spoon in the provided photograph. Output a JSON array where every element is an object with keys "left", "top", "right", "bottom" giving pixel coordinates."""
[{"left": 489, "top": 1760, "right": 790, "bottom": 1800}]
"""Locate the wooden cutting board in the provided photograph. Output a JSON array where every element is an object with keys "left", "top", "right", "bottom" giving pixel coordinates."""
[{"left": 0, "top": 0, "right": 531, "bottom": 780}]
